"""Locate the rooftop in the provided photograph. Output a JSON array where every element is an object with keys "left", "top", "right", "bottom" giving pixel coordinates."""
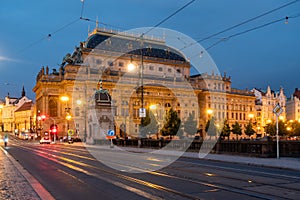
[
  {"left": 15, "top": 101, "right": 32, "bottom": 112},
  {"left": 85, "top": 28, "right": 187, "bottom": 62}
]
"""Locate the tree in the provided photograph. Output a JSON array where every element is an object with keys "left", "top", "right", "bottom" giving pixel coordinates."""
[
  {"left": 265, "top": 121, "right": 288, "bottom": 137},
  {"left": 160, "top": 108, "right": 181, "bottom": 138},
  {"left": 183, "top": 113, "right": 197, "bottom": 137},
  {"left": 231, "top": 121, "right": 242, "bottom": 140},
  {"left": 244, "top": 122, "right": 256, "bottom": 138},
  {"left": 205, "top": 117, "right": 218, "bottom": 139},
  {"left": 289, "top": 121, "right": 300, "bottom": 136},
  {"left": 139, "top": 109, "right": 158, "bottom": 138},
  {"left": 265, "top": 122, "right": 275, "bottom": 136},
  {"left": 278, "top": 121, "right": 288, "bottom": 136},
  {"left": 220, "top": 120, "right": 231, "bottom": 140}
]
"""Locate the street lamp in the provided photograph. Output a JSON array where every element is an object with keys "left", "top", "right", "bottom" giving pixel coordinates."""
[
  {"left": 150, "top": 104, "right": 163, "bottom": 140},
  {"left": 76, "top": 97, "right": 87, "bottom": 142},
  {"left": 279, "top": 116, "right": 284, "bottom": 121},
  {"left": 66, "top": 114, "right": 72, "bottom": 131},
  {"left": 248, "top": 113, "right": 254, "bottom": 120},
  {"left": 61, "top": 95, "right": 71, "bottom": 138},
  {"left": 127, "top": 51, "right": 145, "bottom": 138},
  {"left": 207, "top": 109, "right": 213, "bottom": 119}
]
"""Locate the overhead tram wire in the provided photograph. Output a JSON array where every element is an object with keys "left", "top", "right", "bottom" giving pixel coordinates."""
[
  {"left": 180, "top": 0, "right": 300, "bottom": 51},
  {"left": 19, "top": 18, "right": 81, "bottom": 53},
  {"left": 19, "top": 1, "right": 86, "bottom": 53},
  {"left": 79, "top": 17, "right": 127, "bottom": 31},
  {"left": 21, "top": 0, "right": 193, "bottom": 51},
  {"left": 207, "top": 13, "right": 300, "bottom": 51},
  {"left": 141, "top": 0, "right": 196, "bottom": 37},
  {"left": 192, "top": 13, "right": 300, "bottom": 58},
  {"left": 79, "top": 0, "right": 196, "bottom": 39}
]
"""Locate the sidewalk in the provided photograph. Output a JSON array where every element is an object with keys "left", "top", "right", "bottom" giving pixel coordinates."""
[
  {"left": 0, "top": 146, "right": 40, "bottom": 200},
  {"left": 184, "top": 151, "right": 300, "bottom": 171},
  {"left": 0, "top": 146, "right": 55, "bottom": 200}
]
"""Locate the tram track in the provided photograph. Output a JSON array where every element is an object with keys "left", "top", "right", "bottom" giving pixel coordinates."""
[{"left": 10, "top": 142, "right": 300, "bottom": 199}]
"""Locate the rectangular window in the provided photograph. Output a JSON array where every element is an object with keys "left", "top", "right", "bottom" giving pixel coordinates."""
[
  {"left": 158, "top": 67, "right": 163, "bottom": 72},
  {"left": 149, "top": 66, "right": 154, "bottom": 70},
  {"left": 96, "top": 59, "right": 102, "bottom": 65},
  {"left": 108, "top": 61, "right": 114, "bottom": 67}
]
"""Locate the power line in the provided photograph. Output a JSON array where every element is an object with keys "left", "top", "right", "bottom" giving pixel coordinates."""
[
  {"left": 19, "top": 0, "right": 87, "bottom": 53},
  {"left": 207, "top": 13, "right": 300, "bottom": 51},
  {"left": 192, "top": 13, "right": 300, "bottom": 58},
  {"left": 80, "top": 17, "right": 127, "bottom": 31},
  {"left": 181, "top": 0, "right": 300, "bottom": 51},
  {"left": 19, "top": 18, "right": 80, "bottom": 53},
  {"left": 142, "top": 0, "right": 196, "bottom": 37}
]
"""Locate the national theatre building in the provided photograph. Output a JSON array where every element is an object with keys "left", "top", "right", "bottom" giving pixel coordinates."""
[{"left": 33, "top": 27, "right": 258, "bottom": 141}]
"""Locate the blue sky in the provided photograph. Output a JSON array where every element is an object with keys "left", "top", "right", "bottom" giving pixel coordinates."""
[{"left": 0, "top": 0, "right": 299, "bottom": 99}]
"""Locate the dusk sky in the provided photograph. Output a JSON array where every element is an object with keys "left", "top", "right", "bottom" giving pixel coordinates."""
[{"left": 0, "top": 0, "right": 299, "bottom": 99}]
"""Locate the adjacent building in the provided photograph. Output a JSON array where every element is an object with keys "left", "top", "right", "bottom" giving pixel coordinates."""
[
  {"left": 286, "top": 88, "right": 300, "bottom": 121},
  {"left": 0, "top": 87, "right": 34, "bottom": 132},
  {"left": 190, "top": 72, "right": 256, "bottom": 139},
  {"left": 252, "top": 86, "right": 286, "bottom": 135}
]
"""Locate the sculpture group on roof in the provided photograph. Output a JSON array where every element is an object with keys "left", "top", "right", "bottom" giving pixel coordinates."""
[{"left": 60, "top": 42, "right": 84, "bottom": 68}]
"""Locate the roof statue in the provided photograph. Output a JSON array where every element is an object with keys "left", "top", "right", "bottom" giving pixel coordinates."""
[{"left": 60, "top": 44, "right": 83, "bottom": 67}]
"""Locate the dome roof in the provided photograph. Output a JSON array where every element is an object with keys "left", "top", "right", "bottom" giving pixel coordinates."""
[{"left": 85, "top": 30, "right": 187, "bottom": 62}]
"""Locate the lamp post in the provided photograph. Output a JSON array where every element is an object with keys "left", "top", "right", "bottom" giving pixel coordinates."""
[
  {"left": 49, "top": 117, "right": 56, "bottom": 143},
  {"left": 66, "top": 114, "right": 71, "bottom": 131},
  {"left": 76, "top": 96, "right": 87, "bottom": 142},
  {"left": 207, "top": 109, "right": 213, "bottom": 119},
  {"left": 37, "top": 111, "right": 41, "bottom": 137},
  {"left": 248, "top": 113, "right": 254, "bottom": 121},
  {"left": 127, "top": 51, "right": 146, "bottom": 137},
  {"left": 60, "top": 96, "right": 71, "bottom": 139}
]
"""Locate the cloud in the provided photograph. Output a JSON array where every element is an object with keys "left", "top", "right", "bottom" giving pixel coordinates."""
[{"left": 0, "top": 56, "right": 19, "bottom": 63}]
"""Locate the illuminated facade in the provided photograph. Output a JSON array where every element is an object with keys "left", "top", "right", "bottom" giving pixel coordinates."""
[
  {"left": 14, "top": 101, "right": 34, "bottom": 132},
  {"left": 33, "top": 27, "right": 194, "bottom": 139},
  {"left": 252, "top": 86, "right": 286, "bottom": 135},
  {"left": 33, "top": 27, "right": 261, "bottom": 140},
  {"left": 190, "top": 73, "right": 256, "bottom": 139},
  {"left": 0, "top": 87, "right": 33, "bottom": 132},
  {"left": 286, "top": 88, "right": 300, "bottom": 121}
]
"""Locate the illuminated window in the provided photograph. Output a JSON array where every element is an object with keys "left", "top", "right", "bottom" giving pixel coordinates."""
[{"left": 48, "top": 96, "right": 58, "bottom": 117}]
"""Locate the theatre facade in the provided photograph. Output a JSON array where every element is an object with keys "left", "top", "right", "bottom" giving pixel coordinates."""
[{"left": 33, "top": 27, "right": 259, "bottom": 141}]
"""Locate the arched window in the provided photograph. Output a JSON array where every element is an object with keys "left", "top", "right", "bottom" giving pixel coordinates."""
[
  {"left": 75, "top": 107, "right": 80, "bottom": 117},
  {"left": 48, "top": 96, "right": 58, "bottom": 117}
]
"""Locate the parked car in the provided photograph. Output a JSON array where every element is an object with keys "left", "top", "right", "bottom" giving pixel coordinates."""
[
  {"left": 40, "top": 136, "right": 51, "bottom": 144},
  {"left": 19, "top": 132, "right": 29, "bottom": 140}
]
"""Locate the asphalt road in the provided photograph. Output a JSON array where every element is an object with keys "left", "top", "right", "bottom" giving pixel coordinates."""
[{"left": 6, "top": 135, "right": 300, "bottom": 200}]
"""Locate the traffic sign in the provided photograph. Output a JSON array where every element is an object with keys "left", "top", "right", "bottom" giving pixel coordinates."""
[
  {"left": 68, "top": 129, "right": 74, "bottom": 136},
  {"left": 106, "top": 135, "right": 116, "bottom": 139},
  {"left": 107, "top": 129, "right": 115, "bottom": 136},
  {"left": 139, "top": 108, "right": 146, "bottom": 118},
  {"left": 273, "top": 103, "right": 283, "bottom": 116}
]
